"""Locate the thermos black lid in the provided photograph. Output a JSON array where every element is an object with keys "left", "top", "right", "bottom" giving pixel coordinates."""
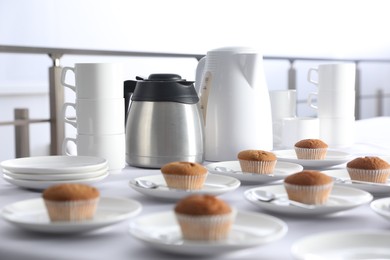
[{"left": 124, "top": 74, "right": 199, "bottom": 104}]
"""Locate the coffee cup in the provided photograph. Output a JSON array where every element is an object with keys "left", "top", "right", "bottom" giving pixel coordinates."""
[
  {"left": 61, "top": 63, "right": 124, "bottom": 99},
  {"left": 307, "top": 63, "right": 356, "bottom": 91},
  {"left": 281, "top": 117, "right": 319, "bottom": 148},
  {"left": 319, "top": 117, "right": 355, "bottom": 148},
  {"left": 63, "top": 98, "right": 124, "bottom": 135},
  {"left": 62, "top": 133, "right": 125, "bottom": 171},
  {"left": 308, "top": 89, "right": 355, "bottom": 118}
]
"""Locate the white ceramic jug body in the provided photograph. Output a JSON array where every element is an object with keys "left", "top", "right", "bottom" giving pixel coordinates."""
[{"left": 196, "top": 47, "right": 273, "bottom": 161}]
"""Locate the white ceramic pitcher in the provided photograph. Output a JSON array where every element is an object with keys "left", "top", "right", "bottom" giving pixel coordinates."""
[{"left": 196, "top": 47, "right": 273, "bottom": 161}]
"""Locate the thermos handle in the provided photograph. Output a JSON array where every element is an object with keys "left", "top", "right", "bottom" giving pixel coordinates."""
[
  {"left": 123, "top": 80, "right": 137, "bottom": 126},
  {"left": 195, "top": 56, "right": 207, "bottom": 95}
]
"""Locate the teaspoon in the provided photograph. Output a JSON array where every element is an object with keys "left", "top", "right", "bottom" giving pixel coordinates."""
[{"left": 252, "top": 190, "right": 317, "bottom": 209}]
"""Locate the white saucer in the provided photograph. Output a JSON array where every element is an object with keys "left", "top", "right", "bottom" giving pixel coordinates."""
[
  {"left": 128, "top": 210, "right": 287, "bottom": 256},
  {"left": 370, "top": 197, "right": 390, "bottom": 222},
  {"left": 2, "top": 166, "right": 109, "bottom": 181},
  {"left": 273, "top": 149, "right": 351, "bottom": 168},
  {"left": 206, "top": 161, "right": 303, "bottom": 184},
  {"left": 0, "top": 156, "right": 108, "bottom": 174},
  {"left": 3, "top": 171, "right": 109, "bottom": 190},
  {"left": 1, "top": 197, "right": 142, "bottom": 233},
  {"left": 244, "top": 185, "right": 372, "bottom": 216},
  {"left": 291, "top": 230, "right": 390, "bottom": 259},
  {"left": 129, "top": 174, "right": 240, "bottom": 200},
  {"left": 323, "top": 169, "right": 390, "bottom": 195}
]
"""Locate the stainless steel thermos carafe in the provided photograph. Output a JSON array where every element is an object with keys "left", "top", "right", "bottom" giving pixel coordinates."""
[{"left": 124, "top": 74, "right": 204, "bottom": 168}]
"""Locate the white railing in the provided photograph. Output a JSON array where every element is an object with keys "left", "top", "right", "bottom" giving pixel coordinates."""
[{"left": 1, "top": 44, "right": 389, "bottom": 158}]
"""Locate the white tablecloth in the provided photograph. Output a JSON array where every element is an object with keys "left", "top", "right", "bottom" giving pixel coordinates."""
[{"left": 1, "top": 117, "right": 390, "bottom": 260}]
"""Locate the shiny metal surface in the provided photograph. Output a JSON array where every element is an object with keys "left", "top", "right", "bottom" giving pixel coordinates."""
[{"left": 126, "top": 101, "right": 204, "bottom": 168}]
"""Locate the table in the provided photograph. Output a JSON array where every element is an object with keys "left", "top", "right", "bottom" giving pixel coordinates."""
[{"left": 1, "top": 117, "right": 390, "bottom": 260}]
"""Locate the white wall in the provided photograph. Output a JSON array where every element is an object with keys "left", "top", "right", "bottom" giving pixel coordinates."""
[{"left": 1, "top": 0, "right": 390, "bottom": 161}]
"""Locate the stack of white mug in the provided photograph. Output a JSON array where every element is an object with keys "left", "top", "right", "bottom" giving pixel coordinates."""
[
  {"left": 61, "top": 63, "right": 126, "bottom": 172},
  {"left": 307, "top": 63, "right": 356, "bottom": 148}
]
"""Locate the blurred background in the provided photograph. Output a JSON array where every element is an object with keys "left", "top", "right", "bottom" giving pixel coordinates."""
[{"left": 1, "top": 0, "right": 390, "bottom": 161}]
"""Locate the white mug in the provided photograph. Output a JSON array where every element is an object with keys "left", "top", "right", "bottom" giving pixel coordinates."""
[
  {"left": 61, "top": 63, "right": 124, "bottom": 99},
  {"left": 63, "top": 98, "right": 124, "bottom": 135},
  {"left": 269, "top": 90, "right": 297, "bottom": 148},
  {"left": 308, "top": 90, "right": 355, "bottom": 118},
  {"left": 63, "top": 133, "right": 125, "bottom": 171},
  {"left": 319, "top": 117, "right": 355, "bottom": 148},
  {"left": 281, "top": 117, "right": 319, "bottom": 148},
  {"left": 270, "top": 90, "right": 297, "bottom": 119},
  {"left": 308, "top": 63, "right": 356, "bottom": 91}
]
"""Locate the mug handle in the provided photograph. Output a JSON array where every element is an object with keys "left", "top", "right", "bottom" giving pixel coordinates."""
[
  {"left": 62, "top": 137, "right": 77, "bottom": 156},
  {"left": 307, "top": 92, "right": 318, "bottom": 110},
  {"left": 61, "top": 67, "right": 76, "bottom": 92},
  {"left": 62, "top": 102, "right": 77, "bottom": 128},
  {"left": 307, "top": 68, "right": 318, "bottom": 85}
]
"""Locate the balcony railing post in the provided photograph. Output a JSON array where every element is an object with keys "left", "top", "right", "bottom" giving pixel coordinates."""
[
  {"left": 288, "top": 60, "right": 296, "bottom": 90},
  {"left": 355, "top": 62, "right": 361, "bottom": 120},
  {"left": 14, "top": 108, "right": 30, "bottom": 158},
  {"left": 48, "top": 53, "right": 65, "bottom": 155}
]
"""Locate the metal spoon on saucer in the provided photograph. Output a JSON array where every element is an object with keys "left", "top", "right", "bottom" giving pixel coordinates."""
[{"left": 252, "top": 190, "right": 317, "bottom": 209}]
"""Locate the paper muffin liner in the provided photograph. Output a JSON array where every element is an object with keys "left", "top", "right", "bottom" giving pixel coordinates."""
[
  {"left": 175, "top": 209, "right": 236, "bottom": 241},
  {"left": 284, "top": 182, "right": 333, "bottom": 205},
  {"left": 238, "top": 160, "right": 276, "bottom": 174},
  {"left": 294, "top": 147, "right": 328, "bottom": 160},
  {"left": 347, "top": 168, "right": 390, "bottom": 183},
  {"left": 44, "top": 198, "right": 99, "bottom": 221},
  {"left": 162, "top": 173, "right": 208, "bottom": 190}
]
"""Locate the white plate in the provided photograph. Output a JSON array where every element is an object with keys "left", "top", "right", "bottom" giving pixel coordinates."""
[
  {"left": 128, "top": 210, "right": 287, "bottom": 256},
  {"left": 2, "top": 171, "right": 109, "bottom": 190},
  {"left": 2, "top": 166, "right": 109, "bottom": 181},
  {"left": 370, "top": 197, "right": 390, "bottom": 221},
  {"left": 206, "top": 161, "right": 303, "bottom": 184},
  {"left": 291, "top": 230, "right": 390, "bottom": 259},
  {"left": 1, "top": 197, "right": 142, "bottom": 234},
  {"left": 323, "top": 169, "right": 390, "bottom": 195},
  {"left": 129, "top": 174, "right": 240, "bottom": 200},
  {"left": 273, "top": 149, "right": 351, "bottom": 168},
  {"left": 0, "top": 156, "right": 108, "bottom": 174},
  {"left": 244, "top": 185, "right": 372, "bottom": 216}
]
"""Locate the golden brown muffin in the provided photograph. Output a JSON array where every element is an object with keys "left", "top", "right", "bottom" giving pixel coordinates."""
[
  {"left": 294, "top": 139, "right": 328, "bottom": 160},
  {"left": 295, "top": 139, "right": 328, "bottom": 149},
  {"left": 284, "top": 170, "right": 333, "bottom": 205},
  {"left": 174, "top": 194, "right": 232, "bottom": 216},
  {"left": 237, "top": 150, "right": 277, "bottom": 161},
  {"left": 43, "top": 184, "right": 100, "bottom": 221},
  {"left": 43, "top": 184, "right": 99, "bottom": 201},
  {"left": 174, "top": 195, "right": 235, "bottom": 241},
  {"left": 347, "top": 156, "right": 390, "bottom": 183},
  {"left": 160, "top": 161, "right": 208, "bottom": 190},
  {"left": 237, "top": 150, "right": 277, "bottom": 174}
]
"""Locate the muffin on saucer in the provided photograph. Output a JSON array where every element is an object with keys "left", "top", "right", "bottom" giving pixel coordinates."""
[
  {"left": 174, "top": 194, "right": 235, "bottom": 241},
  {"left": 237, "top": 150, "right": 277, "bottom": 174},
  {"left": 294, "top": 139, "right": 328, "bottom": 160},
  {"left": 42, "top": 183, "right": 100, "bottom": 221},
  {"left": 347, "top": 156, "right": 390, "bottom": 183},
  {"left": 160, "top": 161, "right": 208, "bottom": 190},
  {"left": 284, "top": 170, "right": 333, "bottom": 205}
]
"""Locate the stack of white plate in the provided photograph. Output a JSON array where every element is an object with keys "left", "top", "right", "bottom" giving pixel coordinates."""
[{"left": 1, "top": 156, "right": 109, "bottom": 190}]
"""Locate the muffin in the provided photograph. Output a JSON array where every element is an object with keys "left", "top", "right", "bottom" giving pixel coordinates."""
[
  {"left": 294, "top": 139, "right": 328, "bottom": 160},
  {"left": 174, "top": 194, "right": 235, "bottom": 241},
  {"left": 160, "top": 161, "right": 208, "bottom": 190},
  {"left": 42, "top": 184, "right": 100, "bottom": 221},
  {"left": 347, "top": 156, "right": 390, "bottom": 183},
  {"left": 237, "top": 150, "right": 277, "bottom": 174},
  {"left": 284, "top": 170, "right": 333, "bottom": 205}
]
